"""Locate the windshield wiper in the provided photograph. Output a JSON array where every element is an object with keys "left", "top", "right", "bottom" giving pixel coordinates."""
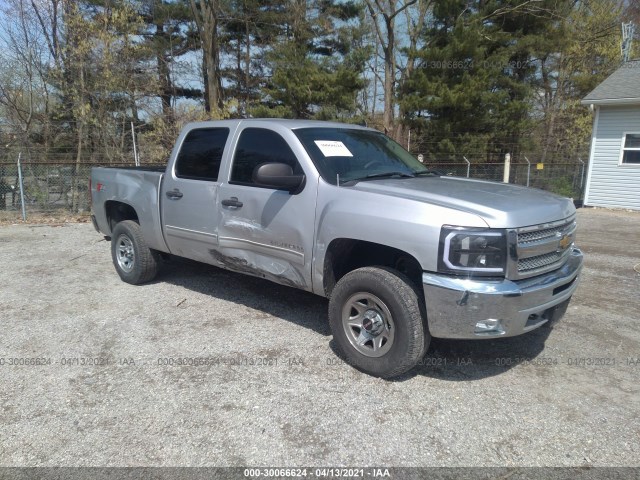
[
  {"left": 415, "top": 169, "right": 437, "bottom": 176},
  {"left": 365, "top": 171, "right": 415, "bottom": 179},
  {"left": 341, "top": 171, "right": 415, "bottom": 185}
]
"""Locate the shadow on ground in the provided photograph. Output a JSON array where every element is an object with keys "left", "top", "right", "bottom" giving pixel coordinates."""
[
  {"left": 409, "top": 327, "right": 553, "bottom": 382},
  {"left": 157, "top": 256, "right": 331, "bottom": 337},
  {"left": 158, "top": 256, "right": 554, "bottom": 382}
]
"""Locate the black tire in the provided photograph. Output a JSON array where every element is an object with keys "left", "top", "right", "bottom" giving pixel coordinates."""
[
  {"left": 111, "top": 220, "right": 159, "bottom": 284},
  {"left": 329, "top": 266, "right": 429, "bottom": 378}
]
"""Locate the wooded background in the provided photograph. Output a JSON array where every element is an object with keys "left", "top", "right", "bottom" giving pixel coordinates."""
[{"left": 0, "top": 0, "right": 638, "bottom": 169}]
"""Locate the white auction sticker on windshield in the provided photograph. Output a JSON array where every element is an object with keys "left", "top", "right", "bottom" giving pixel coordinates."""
[{"left": 314, "top": 140, "right": 353, "bottom": 157}]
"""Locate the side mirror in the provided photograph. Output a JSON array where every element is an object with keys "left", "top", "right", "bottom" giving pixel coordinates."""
[{"left": 253, "top": 163, "right": 305, "bottom": 193}]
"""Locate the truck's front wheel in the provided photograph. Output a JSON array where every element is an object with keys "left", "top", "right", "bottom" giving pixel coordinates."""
[
  {"left": 329, "top": 267, "right": 429, "bottom": 378},
  {"left": 111, "top": 220, "right": 159, "bottom": 285}
]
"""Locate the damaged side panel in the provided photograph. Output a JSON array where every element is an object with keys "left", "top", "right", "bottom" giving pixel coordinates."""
[
  {"left": 92, "top": 167, "right": 169, "bottom": 253},
  {"left": 216, "top": 182, "right": 317, "bottom": 292},
  {"left": 209, "top": 249, "right": 307, "bottom": 289}
]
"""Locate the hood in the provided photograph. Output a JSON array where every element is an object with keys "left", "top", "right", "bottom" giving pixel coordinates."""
[{"left": 351, "top": 176, "right": 575, "bottom": 228}]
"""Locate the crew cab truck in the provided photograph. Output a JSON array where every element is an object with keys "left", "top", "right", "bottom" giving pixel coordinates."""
[{"left": 91, "top": 119, "right": 583, "bottom": 378}]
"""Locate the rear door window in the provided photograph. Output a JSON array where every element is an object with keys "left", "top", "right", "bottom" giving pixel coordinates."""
[{"left": 175, "top": 128, "right": 230, "bottom": 181}]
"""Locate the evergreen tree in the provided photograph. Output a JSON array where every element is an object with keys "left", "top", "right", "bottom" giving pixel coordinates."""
[
  {"left": 135, "top": 0, "right": 202, "bottom": 120},
  {"left": 219, "top": 0, "right": 282, "bottom": 117},
  {"left": 400, "top": 0, "right": 559, "bottom": 161},
  {"left": 251, "top": 0, "right": 369, "bottom": 119}
]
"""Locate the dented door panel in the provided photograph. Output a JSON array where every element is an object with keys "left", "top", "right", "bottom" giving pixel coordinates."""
[{"left": 216, "top": 184, "right": 315, "bottom": 290}]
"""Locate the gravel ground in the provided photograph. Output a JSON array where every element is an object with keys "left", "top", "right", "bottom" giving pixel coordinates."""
[{"left": 0, "top": 207, "right": 638, "bottom": 467}]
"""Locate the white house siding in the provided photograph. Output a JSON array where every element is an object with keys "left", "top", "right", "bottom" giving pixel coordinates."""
[{"left": 585, "top": 105, "right": 640, "bottom": 210}]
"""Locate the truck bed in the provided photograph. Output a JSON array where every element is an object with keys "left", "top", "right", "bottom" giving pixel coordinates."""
[{"left": 91, "top": 166, "right": 168, "bottom": 252}]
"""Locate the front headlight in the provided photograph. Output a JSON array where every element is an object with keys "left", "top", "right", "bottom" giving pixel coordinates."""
[{"left": 438, "top": 226, "right": 507, "bottom": 276}]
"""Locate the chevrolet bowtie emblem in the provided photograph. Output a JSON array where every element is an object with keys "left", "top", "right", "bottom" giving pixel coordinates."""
[{"left": 558, "top": 234, "right": 571, "bottom": 250}]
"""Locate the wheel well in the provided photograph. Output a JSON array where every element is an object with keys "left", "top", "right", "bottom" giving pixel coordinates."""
[
  {"left": 105, "top": 201, "right": 139, "bottom": 231},
  {"left": 323, "top": 239, "right": 423, "bottom": 297}
]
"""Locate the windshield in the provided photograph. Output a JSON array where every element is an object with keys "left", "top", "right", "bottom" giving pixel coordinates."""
[{"left": 293, "top": 127, "right": 430, "bottom": 185}]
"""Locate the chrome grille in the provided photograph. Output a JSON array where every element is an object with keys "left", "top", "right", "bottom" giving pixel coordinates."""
[
  {"left": 509, "top": 215, "right": 577, "bottom": 279},
  {"left": 518, "top": 225, "right": 569, "bottom": 244},
  {"left": 518, "top": 251, "right": 564, "bottom": 272}
]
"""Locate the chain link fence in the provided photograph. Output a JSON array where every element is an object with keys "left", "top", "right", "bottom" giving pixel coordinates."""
[
  {"left": 0, "top": 162, "right": 130, "bottom": 222},
  {"left": 426, "top": 161, "right": 587, "bottom": 202},
  {"left": 0, "top": 158, "right": 587, "bottom": 222}
]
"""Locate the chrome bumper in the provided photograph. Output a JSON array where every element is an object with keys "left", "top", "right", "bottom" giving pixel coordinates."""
[{"left": 422, "top": 247, "right": 583, "bottom": 339}]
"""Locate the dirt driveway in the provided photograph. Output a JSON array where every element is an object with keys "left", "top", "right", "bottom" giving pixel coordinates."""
[{"left": 0, "top": 208, "right": 638, "bottom": 467}]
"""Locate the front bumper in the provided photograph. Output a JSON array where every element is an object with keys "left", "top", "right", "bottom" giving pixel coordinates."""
[{"left": 422, "top": 247, "right": 583, "bottom": 339}]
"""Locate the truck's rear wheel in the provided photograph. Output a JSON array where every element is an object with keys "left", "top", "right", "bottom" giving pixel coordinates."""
[
  {"left": 111, "top": 220, "right": 159, "bottom": 284},
  {"left": 329, "top": 266, "right": 429, "bottom": 378}
]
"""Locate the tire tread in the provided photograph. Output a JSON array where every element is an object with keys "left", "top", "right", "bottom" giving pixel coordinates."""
[
  {"left": 111, "top": 220, "right": 159, "bottom": 284},
  {"left": 329, "top": 266, "right": 429, "bottom": 378}
]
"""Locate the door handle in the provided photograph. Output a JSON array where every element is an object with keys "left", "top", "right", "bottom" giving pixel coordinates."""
[
  {"left": 221, "top": 197, "right": 243, "bottom": 208},
  {"left": 166, "top": 189, "right": 183, "bottom": 199}
]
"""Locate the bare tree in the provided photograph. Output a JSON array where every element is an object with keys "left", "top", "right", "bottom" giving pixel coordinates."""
[
  {"left": 0, "top": 0, "right": 59, "bottom": 155},
  {"left": 365, "top": 0, "right": 431, "bottom": 139}
]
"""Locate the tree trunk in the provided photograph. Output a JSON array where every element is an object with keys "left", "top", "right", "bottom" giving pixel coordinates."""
[
  {"left": 203, "top": 36, "right": 222, "bottom": 116},
  {"left": 155, "top": 22, "right": 172, "bottom": 120},
  {"left": 191, "top": 0, "right": 222, "bottom": 117},
  {"left": 245, "top": 9, "right": 251, "bottom": 115},
  {"left": 383, "top": 49, "right": 393, "bottom": 134},
  {"left": 383, "top": 21, "right": 395, "bottom": 137}
]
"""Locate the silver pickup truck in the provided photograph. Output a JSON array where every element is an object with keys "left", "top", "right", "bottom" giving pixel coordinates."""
[{"left": 91, "top": 119, "right": 583, "bottom": 377}]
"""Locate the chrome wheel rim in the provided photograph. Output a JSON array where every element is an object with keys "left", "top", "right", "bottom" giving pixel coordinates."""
[
  {"left": 341, "top": 292, "right": 394, "bottom": 358},
  {"left": 116, "top": 234, "right": 135, "bottom": 273}
]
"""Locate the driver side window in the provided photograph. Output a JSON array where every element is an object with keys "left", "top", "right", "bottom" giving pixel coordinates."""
[{"left": 230, "top": 128, "right": 303, "bottom": 186}]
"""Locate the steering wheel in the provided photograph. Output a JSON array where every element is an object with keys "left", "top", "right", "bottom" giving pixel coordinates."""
[{"left": 364, "top": 160, "right": 384, "bottom": 169}]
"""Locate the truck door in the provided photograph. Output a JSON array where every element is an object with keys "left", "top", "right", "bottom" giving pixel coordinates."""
[
  {"left": 216, "top": 127, "right": 316, "bottom": 291},
  {"left": 161, "top": 127, "right": 230, "bottom": 264}
]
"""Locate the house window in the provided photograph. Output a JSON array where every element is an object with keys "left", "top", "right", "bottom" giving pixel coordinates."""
[{"left": 621, "top": 133, "right": 640, "bottom": 165}]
